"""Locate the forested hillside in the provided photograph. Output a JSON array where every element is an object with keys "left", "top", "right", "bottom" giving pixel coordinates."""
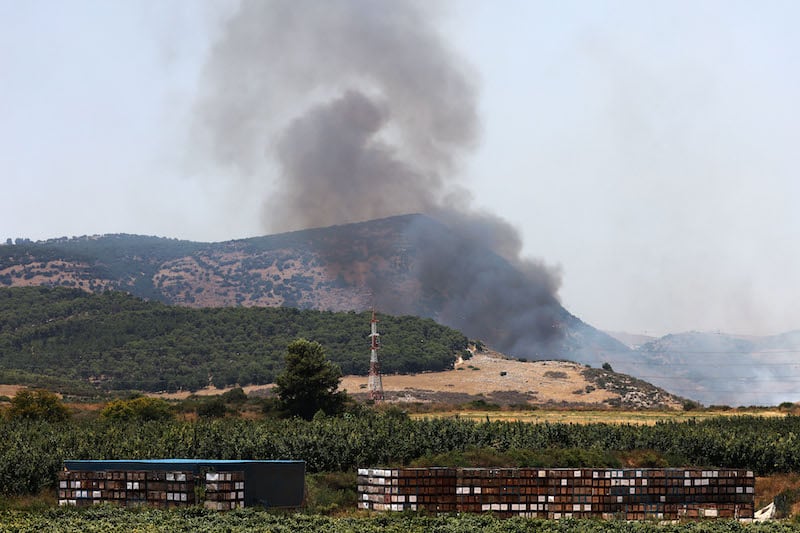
[
  {"left": 0, "top": 287, "right": 468, "bottom": 393},
  {"left": 0, "top": 216, "right": 631, "bottom": 369}
]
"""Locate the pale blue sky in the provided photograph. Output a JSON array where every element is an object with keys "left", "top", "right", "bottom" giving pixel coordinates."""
[{"left": 2, "top": 0, "right": 798, "bottom": 337}]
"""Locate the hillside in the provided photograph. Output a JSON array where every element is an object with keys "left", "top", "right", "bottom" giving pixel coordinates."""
[
  {"left": 340, "top": 350, "right": 684, "bottom": 410},
  {"left": 5, "top": 220, "right": 799, "bottom": 406},
  {"left": 0, "top": 286, "right": 687, "bottom": 407},
  {"left": 0, "top": 287, "right": 467, "bottom": 393},
  {"left": 0, "top": 215, "right": 630, "bottom": 367},
  {"left": 604, "top": 331, "right": 800, "bottom": 406},
  {"left": 604, "top": 331, "right": 656, "bottom": 349}
]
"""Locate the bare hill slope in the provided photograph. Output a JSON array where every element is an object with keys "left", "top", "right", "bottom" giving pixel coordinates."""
[{"left": 341, "top": 350, "right": 684, "bottom": 410}]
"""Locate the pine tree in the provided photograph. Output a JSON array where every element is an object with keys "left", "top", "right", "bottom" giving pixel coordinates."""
[{"left": 275, "top": 339, "right": 345, "bottom": 419}]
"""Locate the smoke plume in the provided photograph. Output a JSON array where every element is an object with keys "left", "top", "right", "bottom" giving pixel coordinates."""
[{"left": 194, "top": 0, "right": 565, "bottom": 356}]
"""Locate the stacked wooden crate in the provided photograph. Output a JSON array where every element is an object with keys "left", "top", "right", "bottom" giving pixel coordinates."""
[
  {"left": 103, "top": 471, "right": 127, "bottom": 503},
  {"left": 455, "top": 467, "right": 594, "bottom": 519},
  {"left": 161, "top": 471, "right": 196, "bottom": 507},
  {"left": 58, "top": 470, "right": 197, "bottom": 508},
  {"left": 122, "top": 471, "right": 148, "bottom": 506},
  {"left": 57, "top": 470, "right": 104, "bottom": 507},
  {"left": 357, "top": 467, "right": 755, "bottom": 520},
  {"left": 203, "top": 471, "right": 246, "bottom": 510},
  {"left": 357, "top": 468, "right": 458, "bottom": 512}
]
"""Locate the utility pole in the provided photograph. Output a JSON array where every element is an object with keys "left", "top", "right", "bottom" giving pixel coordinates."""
[{"left": 367, "top": 310, "right": 384, "bottom": 401}]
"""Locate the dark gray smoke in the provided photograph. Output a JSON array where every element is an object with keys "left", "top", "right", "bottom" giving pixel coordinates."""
[
  {"left": 195, "top": 0, "right": 565, "bottom": 355},
  {"left": 406, "top": 212, "right": 565, "bottom": 357},
  {"left": 195, "top": 0, "right": 476, "bottom": 217},
  {"left": 271, "top": 90, "right": 438, "bottom": 228}
]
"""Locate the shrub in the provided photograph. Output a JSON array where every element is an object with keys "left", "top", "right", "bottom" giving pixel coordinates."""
[
  {"left": 709, "top": 405, "right": 732, "bottom": 411},
  {"left": 197, "top": 397, "right": 227, "bottom": 418},
  {"left": 305, "top": 471, "right": 358, "bottom": 514},
  {"left": 774, "top": 488, "right": 800, "bottom": 519},
  {"left": 6, "top": 390, "right": 69, "bottom": 422},
  {"left": 465, "top": 399, "right": 501, "bottom": 411},
  {"left": 682, "top": 400, "right": 702, "bottom": 411},
  {"left": 101, "top": 397, "right": 173, "bottom": 421},
  {"left": 221, "top": 387, "right": 248, "bottom": 404}
]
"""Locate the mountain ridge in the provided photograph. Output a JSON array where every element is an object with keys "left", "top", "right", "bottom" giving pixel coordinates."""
[
  {"left": 4, "top": 216, "right": 798, "bottom": 405},
  {"left": 603, "top": 330, "right": 800, "bottom": 405},
  {"left": 0, "top": 214, "right": 629, "bottom": 367}
]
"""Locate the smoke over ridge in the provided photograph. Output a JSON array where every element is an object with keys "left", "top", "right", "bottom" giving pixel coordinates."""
[{"left": 195, "top": 0, "right": 565, "bottom": 356}]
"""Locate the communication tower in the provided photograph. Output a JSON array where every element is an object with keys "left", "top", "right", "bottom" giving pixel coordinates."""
[{"left": 367, "top": 310, "right": 384, "bottom": 401}]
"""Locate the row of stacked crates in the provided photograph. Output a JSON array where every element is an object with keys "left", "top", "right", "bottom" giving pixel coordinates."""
[
  {"left": 357, "top": 467, "right": 755, "bottom": 519},
  {"left": 203, "top": 471, "right": 246, "bottom": 510},
  {"left": 57, "top": 470, "right": 244, "bottom": 509}
]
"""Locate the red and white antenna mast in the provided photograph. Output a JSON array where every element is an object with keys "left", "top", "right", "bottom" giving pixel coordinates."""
[{"left": 368, "top": 310, "right": 384, "bottom": 401}]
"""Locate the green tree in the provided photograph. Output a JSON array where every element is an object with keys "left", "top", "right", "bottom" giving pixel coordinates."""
[
  {"left": 100, "top": 396, "right": 173, "bottom": 421},
  {"left": 197, "top": 397, "right": 228, "bottom": 418},
  {"left": 221, "top": 387, "right": 248, "bottom": 405},
  {"left": 7, "top": 389, "right": 69, "bottom": 421},
  {"left": 274, "top": 339, "right": 345, "bottom": 420}
]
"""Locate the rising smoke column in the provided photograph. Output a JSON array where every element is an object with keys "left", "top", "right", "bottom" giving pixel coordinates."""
[
  {"left": 412, "top": 210, "right": 565, "bottom": 357},
  {"left": 194, "top": 0, "right": 565, "bottom": 356},
  {"left": 272, "top": 90, "right": 439, "bottom": 228},
  {"left": 195, "top": 0, "right": 476, "bottom": 225}
]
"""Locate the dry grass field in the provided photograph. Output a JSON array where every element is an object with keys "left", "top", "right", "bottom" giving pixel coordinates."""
[
  {"left": 0, "top": 385, "right": 25, "bottom": 398},
  {"left": 341, "top": 352, "right": 618, "bottom": 402},
  {"left": 340, "top": 350, "right": 684, "bottom": 409},
  {"left": 409, "top": 408, "right": 787, "bottom": 425}
]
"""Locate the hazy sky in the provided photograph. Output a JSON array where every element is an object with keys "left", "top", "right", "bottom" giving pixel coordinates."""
[{"left": 2, "top": 0, "right": 798, "bottom": 337}]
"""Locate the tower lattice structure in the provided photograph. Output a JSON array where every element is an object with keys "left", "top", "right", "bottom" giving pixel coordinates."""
[{"left": 367, "top": 310, "right": 384, "bottom": 401}]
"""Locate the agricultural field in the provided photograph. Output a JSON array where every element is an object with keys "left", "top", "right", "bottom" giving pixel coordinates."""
[
  {"left": 4, "top": 415, "right": 800, "bottom": 493},
  {"left": 1, "top": 507, "right": 800, "bottom": 533},
  {"left": 0, "top": 416, "right": 799, "bottom": 528},
  {"left": 2, "top": 393, "right": 800, "bottom": 527}
]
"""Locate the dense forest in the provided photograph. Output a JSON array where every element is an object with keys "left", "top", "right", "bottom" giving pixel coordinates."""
[{"left": 0, "top": 287, "right": 469, "bottom": 393}]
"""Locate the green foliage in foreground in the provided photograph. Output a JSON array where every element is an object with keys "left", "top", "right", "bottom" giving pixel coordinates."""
[
  {"left": 2, "top": 414, "right": 800, "bottom": 496},
  {"left": 0, "top": 287, "right": 468, "bottom": 392},
  {"left": 409, "top": 447, "right": 625, "bottom": 469},
  {"left": 0, "top": 507, "right": 798, "bottom": 533}
]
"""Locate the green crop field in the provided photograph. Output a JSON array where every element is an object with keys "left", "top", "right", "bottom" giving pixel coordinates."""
[{"left": 0, "top": 507, "right": 798, "bottom": 533}]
